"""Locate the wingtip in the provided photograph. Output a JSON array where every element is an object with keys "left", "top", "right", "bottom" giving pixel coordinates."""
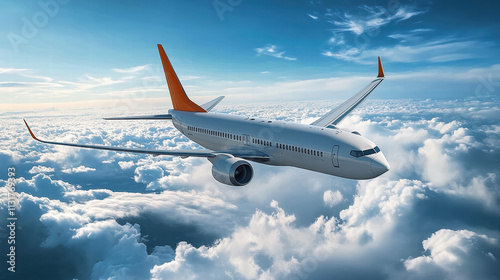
[
  {"left": 23, "top": 119, "right": 40, "bottom": 141},
  {"left": 377, "top": 56, "right": 385, "bottom": 78}
]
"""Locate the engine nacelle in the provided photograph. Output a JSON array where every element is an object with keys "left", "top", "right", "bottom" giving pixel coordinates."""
[{"left": 210, "top": 156, "right": 253, "bottom": 186}]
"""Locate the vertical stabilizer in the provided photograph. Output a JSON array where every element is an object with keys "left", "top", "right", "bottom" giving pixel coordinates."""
[
  {"left": 377, "top": 57, "right": 385, "bottom": 78},
  {"left": 157, "top": 44, "right": 206, "bottom": 112}
]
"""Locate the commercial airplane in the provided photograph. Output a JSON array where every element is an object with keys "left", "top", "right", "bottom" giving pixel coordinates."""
[{"left": 24, "top": 44, "right": 389, "bottom": 186}]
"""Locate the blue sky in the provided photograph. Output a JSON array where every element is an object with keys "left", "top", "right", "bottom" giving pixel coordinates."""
[{"left": 1, "top": 0, "right": 499, "bottom": 109}]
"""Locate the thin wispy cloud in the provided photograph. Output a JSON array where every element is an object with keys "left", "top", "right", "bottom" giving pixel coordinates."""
[
  {"left": 0, "top": 65, "right": 165, "bottom": 105},
  {"left": 388, "top": 28, "right": 435, "bottom": 43},
  {"left": 80, "top": 74, "right": 125, "bottom": 87},
  {"left": 324, "top": 39, "right": 492, "bottom": 64},
  {"left": 329, "top": 5, "right": 427, "bottom": 35},
  {"left": 0, "top": 67, "right": 28, "bottom": 74},
  {"left": 307, "top": 13, "right": 319, "bottom": 20},
  {"left": 113, "top": 65, "right": 150, "bottom": 73},
  {"left": 328, "top": 34, "right": 346, "bottom": 46},
  {"left": 255, "top": 44, "right": 297, "bottom": 61},
  {"left": 411, "top": 28, "right": 433, "bottom": 33},
  {"left": 179, "top": 75, "right": 201, "bottom": 81}
]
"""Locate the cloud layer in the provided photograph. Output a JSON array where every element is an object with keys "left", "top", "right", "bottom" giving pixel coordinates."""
[{"left": 1, "top": 97, "right": 500, "bottom": 279}]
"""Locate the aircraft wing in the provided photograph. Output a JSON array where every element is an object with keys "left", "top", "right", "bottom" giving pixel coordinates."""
[
  {"left": 311, "top": 57, "right": 385, "bottom": 128},
  {"left": 23, "top": 120, "right": 269, "bottom": 160}
]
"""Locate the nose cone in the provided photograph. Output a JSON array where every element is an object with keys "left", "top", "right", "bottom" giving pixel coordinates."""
[{"left": 371, "top": 153, "right": 390, "bottom": 177}]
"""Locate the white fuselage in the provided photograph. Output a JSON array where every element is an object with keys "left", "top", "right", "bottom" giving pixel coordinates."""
[{"left": 170, "top": 110, "right": 389, "bottom": 180}]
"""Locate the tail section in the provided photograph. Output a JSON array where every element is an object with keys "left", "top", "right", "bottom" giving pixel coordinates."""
[
  {"left": 157, "top": 44, "right": 206, "bottom": 112},
  {"left": 377, "top": 56, "right": 385, "bottom": 78}
]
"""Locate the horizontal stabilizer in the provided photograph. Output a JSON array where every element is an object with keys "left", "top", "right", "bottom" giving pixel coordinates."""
[
  {"left": 200, "top": 96, "right": 225, "bottom": 112},
  {"left": 103, "top": 114, "right": 172, "bottom": 120}
]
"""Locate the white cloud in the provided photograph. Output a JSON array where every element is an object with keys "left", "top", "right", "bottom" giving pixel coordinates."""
[
  {"left": 255, "top": 44, "right": 297, "bottom": 61},
  {"left": 113, "top": 64, "right": 150, "bottom": 73},
  {"left": 324, "top": 39, "right": 489, "bottom": 64},
  {"left": 323, "top": 190, "right": 343, "bottom": 207},
  {"left": 327, "top": 34, "right": 345, "bottom": 46},
  {"left": 0, "top": 67, "right": 28, "bottom": 74},
  {"left": 62, "top": 165, "right": 97, "bottom": 174},
  {"left": 134, "top": 165, "right": 164, "bottom": 188},
  {"left": 80, "top": 74, "right": 124, "bottom": 88},
  {"left": 29, "top": 165, "right": 55, "bottom": 174},
  {"left": 405, "top": 229, "right": 500, "bottom": 279},
  {"left": 2, "top": 97, "right": 500, "bottom": 280},
  {"left": 179, "top": 75, "right": 201, "bottom": 81},
  {"left": 330, "top": 5, "right": 426, "bottom": 36},
  {"left": 319, "top": 5, "right": 492, "bottom": 65},
  {"left": 307, "top": 13, "right": 319, "bottom": 20},
  {"left": 118, "top": 160, "right": 135, "bottom": 170}
]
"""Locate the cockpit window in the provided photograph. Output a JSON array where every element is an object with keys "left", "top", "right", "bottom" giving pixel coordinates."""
[
  {"left": 363, "top": 149, "right": 376, "bottom": 156},
  {"left": 350, "top": 150, "right": 364, "bottom": 158},
  {"left": 350, "top": 146, "right": 381, "bottom": 158}
]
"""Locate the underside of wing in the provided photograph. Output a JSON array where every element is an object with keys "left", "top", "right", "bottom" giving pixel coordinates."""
[
  {"left": 103, "top": 114, "right": 173, "bottom": 120},
  {"left": 24, "top": 120, "right": 269, "bottom": 161},
  {"left": 311, "top": 57, "right": 385, "bottom": 128}
]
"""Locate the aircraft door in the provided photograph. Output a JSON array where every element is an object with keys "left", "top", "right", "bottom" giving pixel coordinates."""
[
  {"left": 332, "top": 145, "right": 339, "bottom": 167},
  {"left": 243, "top": 134, "right": 251, "bottom": 146}
]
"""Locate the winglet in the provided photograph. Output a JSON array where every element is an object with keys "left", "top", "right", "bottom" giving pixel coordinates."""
[
  {"left": 377, "top": 57, "right": 385, "bottom": 78},
  {"left": 24, "top": 119, "right": 41, "bottom": 142},
  {"left": 157, "top": 44, "right": 206, "bottom": 112}
]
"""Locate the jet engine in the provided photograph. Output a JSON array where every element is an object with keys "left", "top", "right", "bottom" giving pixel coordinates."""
[{"left": 210, "top": 156, "right": 253, "bottom": 186}]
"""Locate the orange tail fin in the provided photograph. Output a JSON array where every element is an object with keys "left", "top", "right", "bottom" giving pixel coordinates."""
[
  {"left": 377, "top": 57, "right": 385, "bottom": 78},
  {"left": 157, "top": 44, "right": 206, "bottom": 112}
]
